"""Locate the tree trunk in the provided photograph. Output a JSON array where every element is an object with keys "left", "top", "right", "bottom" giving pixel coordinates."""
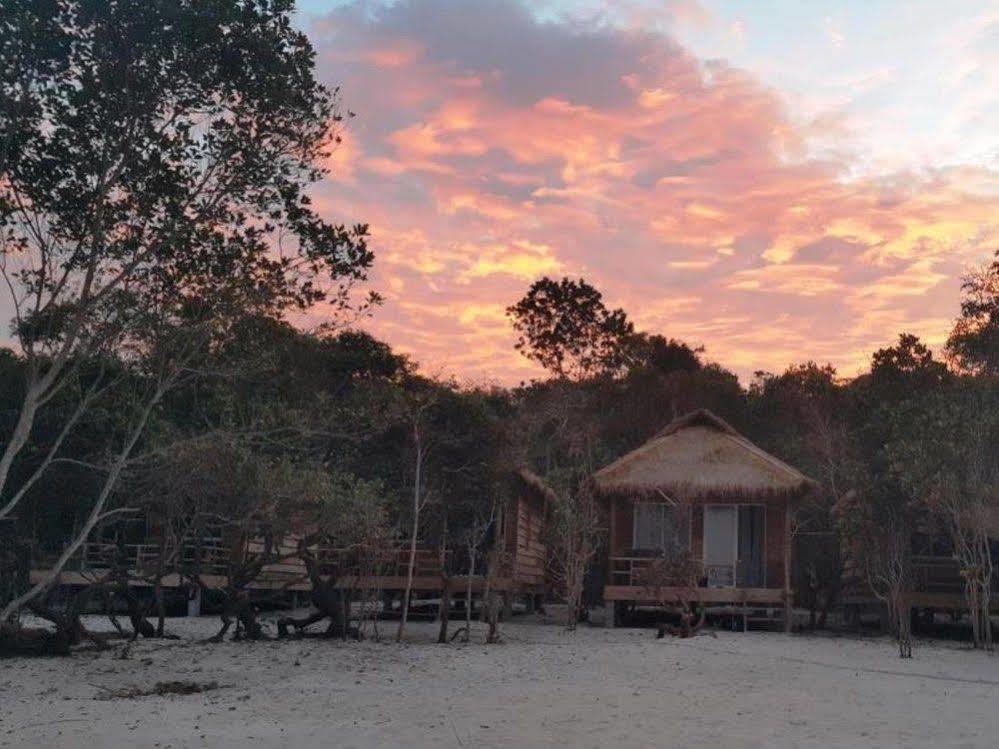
[
  {"left": 396, "top": 424, "right": 423, "bottom": 643},
  {"left": 437, "top": 577, "right": 451, "bottom": 644},
  {"left": 155, "top": 582, "right": 166, "bottom": 637},
  {"left": 464, "top": 546, "right": 476, "bottom": 643},
  {"left": 0, "top": 391, "right": 40, "bottom": 519},
  {"left": 1, "top": 383, "right": 166, "bottom": 623}
]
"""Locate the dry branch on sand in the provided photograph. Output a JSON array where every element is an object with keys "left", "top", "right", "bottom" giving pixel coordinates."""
[{"left": 94, "top": 680, "right": 222, "bottom": 700}]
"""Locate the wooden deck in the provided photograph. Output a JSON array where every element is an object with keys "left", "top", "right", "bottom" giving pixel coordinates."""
[
  {"left": 604, "top": 555, "right": 787, "bottom": 605},
  {"left": 28, "top": 569, "right": 516, "bottom": 594},
  {"left": 604, "top": 585, "right": 785, "bottom": 604},
  {"left": 840, "top": 554, "right": 999, "bottom": 611},
  {"left": 29, "top": 542, "right": 523, "bottom": 594}
]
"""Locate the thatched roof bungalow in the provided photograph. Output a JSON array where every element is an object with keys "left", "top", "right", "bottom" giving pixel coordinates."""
[{"left": 593, "top": 409, "right": 817, "bottom": 628}]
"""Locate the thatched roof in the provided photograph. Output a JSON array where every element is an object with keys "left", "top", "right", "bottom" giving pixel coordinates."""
[
  {"left": 513, "top": 467, "right": 558, "bottom": 505},
  {"left": 983, "top": 508, "right": 999, "bottom": 539},
  {"left": 593, "top": 409, "right": 816, "bottom": 500}
]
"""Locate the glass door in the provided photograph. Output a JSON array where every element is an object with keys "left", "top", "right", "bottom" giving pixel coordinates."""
[{"left": 703, "top": 505, "right": 737, "bottom": 587}]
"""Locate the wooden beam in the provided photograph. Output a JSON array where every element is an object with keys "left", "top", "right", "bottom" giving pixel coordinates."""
[
  {"left": 334, "top": 575, "right": 515, "bottom": 593},
  {"left": 30, "top": 569, "right": 517, "bottom": 594},
  {"left": 603, "top": 585, "right": 785, "bottom": 604},
  {"left": 783, "top": 500, "right": 793, "bottom": 632},
  {"left": 606, "top": 497, "right": 616, "bottom": 583}
]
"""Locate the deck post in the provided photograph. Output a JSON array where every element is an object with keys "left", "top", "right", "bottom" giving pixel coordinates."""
[
  {"left": 187, "top": 585, "right": 202, "bottom": 618},
  {"left": 607, "top": 498, "right": 615, "bottom": 585},
  {"left": 605, "top": 601, "right": 616, "bottom": 628},
  {"left": 783, "top": 500, "right": 792, "bottom": 633}
]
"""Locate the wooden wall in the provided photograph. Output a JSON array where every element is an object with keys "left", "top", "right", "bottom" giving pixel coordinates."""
[
  {"left": 608, "top": 495, "right": 788, "bottom": 588},
  {"left": 508, "top": 492, "right": 547, "bottom": 588}
]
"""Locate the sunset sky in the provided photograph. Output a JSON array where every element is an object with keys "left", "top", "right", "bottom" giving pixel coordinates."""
[{"left": 295, "top": 0, "right": 998, "bottom": 384}]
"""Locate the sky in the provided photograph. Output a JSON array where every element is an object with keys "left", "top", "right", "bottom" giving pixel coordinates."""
[
  {"left": 286, "top": 0, "right": 999, "bottom": 384},
  {"left": 297, "top": 1, "right": 996, "bottom": 383}
]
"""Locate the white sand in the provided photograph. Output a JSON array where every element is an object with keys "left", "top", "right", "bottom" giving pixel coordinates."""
[{"left": 2, "top": 613, "right": 998, "bottom": 748}]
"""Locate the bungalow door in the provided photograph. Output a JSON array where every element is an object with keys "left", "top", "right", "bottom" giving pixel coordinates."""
[
  {"left": 703, "top": 506, "right": 737, "bottom": 587},
  {"left": 703, "top": 505, "right": 766, "bottom": 588}
]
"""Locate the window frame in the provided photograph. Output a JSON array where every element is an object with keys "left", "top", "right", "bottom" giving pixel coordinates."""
[{"left": 631, "top": 499, "right": 691, "bottom": 553}]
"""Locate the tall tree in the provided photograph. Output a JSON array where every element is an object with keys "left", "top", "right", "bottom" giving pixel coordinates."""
[
  {"left": 834, "top": 334, "right": 950, "bottom": 657},
  {"left": 0, "top": 0, "right": 375, "bottom": 521},
  {"left": 888, "top": 381, "right": 999, "bottom": 651},
  {"left": 748, "top": 363, "right": 851, "bottom": 628},
  {"left": 507, "top": 277, "right": 633, "bottom": 380},
  {"left": 624, "top": 333, "right": 702, "bottom": 376},
  {"left": 0, "top": 0, "right": 375, "bottom": 629},
  {"left": 947, "top": 250, "right": 999, "bottom": 375}
]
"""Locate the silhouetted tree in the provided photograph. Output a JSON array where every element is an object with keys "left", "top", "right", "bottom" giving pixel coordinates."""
[
  {"left": 0, "top": 0, "right": 375, "bottom": 633},
  {"left": 507, "top": 277, "right": 633, "bottom": 380},
  {"left": 947, "top": 251, "right": 999, "bottom": 375}
]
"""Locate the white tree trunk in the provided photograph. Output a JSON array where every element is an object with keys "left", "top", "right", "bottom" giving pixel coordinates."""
[
  {"left": 1, "top": 382, "right": 165, "bottom": 624},
  {"left": 396, "top": 424, "right": 423, "bottom": 642},
  {"left": 0, "top": 390, "right": 40, "bottom": 518},
  {"left": 464, "top": 545, "right": 476, "bottom": 642}
]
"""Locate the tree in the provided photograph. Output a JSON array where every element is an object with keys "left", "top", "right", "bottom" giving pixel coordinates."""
[
  {"left": 0, "top": 0, "right": 375, "bottom": 632},
  {"left": 137, "top": 432, "right": 308, "bottom": 643},
  {"left": 277, "top": 473, "right": 393, "bottom": 640},
  {"left": 507, "top": 277, "right": 633, "bottom": 380},
  {"left": 624, "top": 333, "right": 702, "bottom": 376},
  {"left": 0, "top": 0, "right": 374, "bottom": 518},
  {"left": 835, "top": 486, "right": 917, "bottom": 657},
  {"left": 947, "top": 251, "right": 999, "bottom": 375},
  {"left": 888, "top": 381, "right": 999, "bottom": 651},
  {"left": 635, "top": 542, "right": 706, "bottom": 638},
  {"left": 833, "top": 334, "right": 950, "bottom": 657},
  {"left": 748, "top": 363, "right": 850, "bottom": 628},
  {"left": 389, "top": 382, "right": 514, "bottom": 643},
  {"left": 392, "top": 380, "right": 440, "bottom": 642},
  {"left": 546, "top": 474, "right": 601, "bottom": 631},
  {"left": 422, "top": 388, "right": 515, "bottom": 644},
  {"left": 869, "top": 333, "right": 950, "bottom": 394}
]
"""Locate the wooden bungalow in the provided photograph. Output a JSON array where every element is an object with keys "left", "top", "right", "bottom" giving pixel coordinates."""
[
  {"left": 28, "top": 468, "right": 551, "bottom": 615},
  {"left": 593, "top": 409, "right": 817, "bottom": 629},
  {"left": 841, "top": 509, "right": 999, "bottom": 618},
  {"left": 323, "top": 467, "right": 549, "bottom": 608}
]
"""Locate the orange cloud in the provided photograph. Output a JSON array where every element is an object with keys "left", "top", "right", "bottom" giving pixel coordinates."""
[{"left": 305, "top": 0, "right": 998, "bottom": 383}]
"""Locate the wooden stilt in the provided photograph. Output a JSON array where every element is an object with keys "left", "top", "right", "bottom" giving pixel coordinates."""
[{"left": 783, "top": 501, "right": 793, "bottom": 633}]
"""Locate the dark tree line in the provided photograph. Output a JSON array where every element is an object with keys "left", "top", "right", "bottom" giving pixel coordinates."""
[
  {"left": 505, "top": 262, "right": 997, "bottom": 656},
  {"left": 1, "top": 1, "right": 996, "bottom": 660}
]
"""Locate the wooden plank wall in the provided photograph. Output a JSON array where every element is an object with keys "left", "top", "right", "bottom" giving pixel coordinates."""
[
  {"left": 512, "top": 494, "right": 547, "bottom": 588},
  {"left": 608, "top": 495, "right": 788, "bottom": 588}
]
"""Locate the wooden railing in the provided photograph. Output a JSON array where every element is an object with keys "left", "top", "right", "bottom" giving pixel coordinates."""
[
  {"left": 610, "top": 555, "right": 737, "bottom": 588},
  {"left": 73, "top": 541, "right": 454, "bottom": 580},
  {"left": 911, "top": 555, "right": 999, "bottom": 594},
  {"left": 39, "top": 540, "right": 524, "bottom": 591},
  {"left": 313, "top": 546, "right": 450, "bottom": 578},
  {"left": 79, "top": 539, "right": 231, "bottom": 577}
]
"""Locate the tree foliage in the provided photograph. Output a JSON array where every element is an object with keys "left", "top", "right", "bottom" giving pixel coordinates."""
[
  {"left": 507, "top": 277, "right": 633, "bottom": 380},
  {"left": 947, "top": 251, "right": 999, "bottom": 375},
  {"left": 0, "top": 0, "right": 377, "bottom": 525}
]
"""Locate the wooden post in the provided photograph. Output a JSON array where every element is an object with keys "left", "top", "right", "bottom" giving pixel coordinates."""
[
  {"left": 605, "top": 497, "right": 616, "bottom": 629},
  {"left": 606, "top": 497, "right": 615, "bottom": 586},
  {"left": 783, "top": 500, "right": 793, "bottom": 633},
  {"left": 502, "top": 592, "right": 513, "bottom": 621}
]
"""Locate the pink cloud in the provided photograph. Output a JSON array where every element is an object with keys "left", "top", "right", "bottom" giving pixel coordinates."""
[{"left": 304, "top": 0, "right": 999, "bottom": 383}]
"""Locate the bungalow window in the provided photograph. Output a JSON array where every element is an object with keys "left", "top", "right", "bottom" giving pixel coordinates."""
[
  {"left": 911, "top": 532, "right": 953, "bottom": 558},
  {"left": 633, "top": 501, "right": 689, "bottom": 553}
]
